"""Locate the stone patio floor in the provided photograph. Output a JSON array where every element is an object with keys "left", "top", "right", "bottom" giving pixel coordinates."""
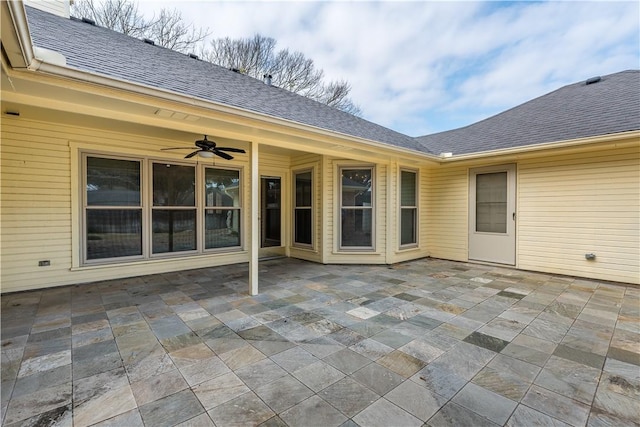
[{"left": 1, "top": 257, "right": 639, "bottom": 427}]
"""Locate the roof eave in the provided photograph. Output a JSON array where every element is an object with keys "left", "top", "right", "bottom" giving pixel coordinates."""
[
  {"left": 21, "top": 55, "right": 440, "bottom": 162},
  {"left": 438, "top": 130, "right": 640, "bottom": 162},
  {"left": 1, "top": 1, "right": 35, "bottom": 69}
]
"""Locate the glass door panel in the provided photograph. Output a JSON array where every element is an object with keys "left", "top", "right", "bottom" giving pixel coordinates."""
[{"left": 261, "top": 177, "right": 281, "bottom": 248}]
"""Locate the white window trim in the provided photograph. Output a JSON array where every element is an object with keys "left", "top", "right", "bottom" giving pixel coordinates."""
[
  {"left": 337, "top": 164, "right": 376, "bottom": 252},
  {"left": 203, "top": 165, "right": 243, "bottom": 253},
  {"left": 149, "top": 160, "right": 199, "bottom": 258},
  {"left": 398, "top": 167, "right": 419, "bottom": 250},
  {"left": 292, "top": 167, "right": 314, "bottom": 249},
  {"left": 79, "top": 150, "right": 244, "bottom": 266},
  {"left": 82, "top": 152, "right": 146, "bottom": 265}
]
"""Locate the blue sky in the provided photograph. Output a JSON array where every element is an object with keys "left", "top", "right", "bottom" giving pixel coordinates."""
[{"left": 138, "top": 1, "right": 640, "bottom": 137}]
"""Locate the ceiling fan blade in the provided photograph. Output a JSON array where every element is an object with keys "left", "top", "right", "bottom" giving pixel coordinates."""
[
  {"left": 161, "top": 147, "right": 191, "bottom": 150},
  {"left": 216, "top": 147, "right": 246, "bottom": 153},
  {"left": 184, "top": 150, "right": 200, "bottom": 159},
  {"left": 213, "top": 149, "right": 233, "bottom": 160}
]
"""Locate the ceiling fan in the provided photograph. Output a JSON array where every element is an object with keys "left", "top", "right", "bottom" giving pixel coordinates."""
[{"left": 161, "top": 135, "right": 246, "bottom": 160}]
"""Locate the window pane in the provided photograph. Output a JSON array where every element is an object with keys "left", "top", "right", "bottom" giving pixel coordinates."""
[
  {"left": 400, "top": 171, "right": 416, "bottom": 206},
  {"left": 264, "top": 203, "right": 281, "bottom": 243},
  {"left": 205, "top": 168, "right": 240, "bottom": 207},
  {"left": 341, "top": 208, "right": 372, "bottom": 247},
  {"left": 87, "top": 157, "right": 140, "bottom": 206},
  {"left": 342, "top": 169, "right": 372, "bottom": 207},
  {"left": 295, "top": 209, "right": 312, "bottom": 245},
  {"left": 153, "top": 164, "right": 195, "bottom": 206},
  {"left": 152, "top": 209, "right": 196, "bottom": 253},
  {"left": 205, "top": 209, "right": 240, "bottom": 248},
  {"left": 295, "top": 172, "right": 312, "bottom": 207},
  {"left": 86, "top": 209, "right": 142, "bottom": 259},
  {"left": 476, "top": 172, "right": 507, "bottom": 233},
  {"left": 400, "top": 208, "right": 417, "bottom": 245}
]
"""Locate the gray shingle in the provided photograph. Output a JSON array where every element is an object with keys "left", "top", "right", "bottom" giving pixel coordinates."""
[
  {"left": 416, "top": 70, "right": 640, "bottom": 155},
  {"left": 24, "top": 7, "right": 640, "bottom": 157},
  {"left": 25, "top": 6, "right": 421, "bottom": 151}
]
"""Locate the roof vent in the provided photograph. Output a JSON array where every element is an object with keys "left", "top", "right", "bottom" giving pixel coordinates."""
[
  {"left": 231, "top": 68, "right": 240, "bottom": 73},
  {"left": 263, "top": 74, "right": 272, "bottom": 86},
  {"left": 81, "top": 17, "right": 96, "bottom": 25},
  {"left": 188, "top": 53, "right": 199, "bottom": 60},
  {"left": 143, "top": 38, "right": 155, "bottom": 45},
  {"left": 586, "top": 76, "right": 601, "bottom": 85}
]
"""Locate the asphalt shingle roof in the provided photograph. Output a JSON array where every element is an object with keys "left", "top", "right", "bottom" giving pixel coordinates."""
[
  {"left": 416, "top": 70, "right": 640, "bottom": 155},
  {"left": 24, "top": 7, "right": 640, "bottom": 157},
  {"left": 25, "top": 6, "right": 422, "bottom": 152}
]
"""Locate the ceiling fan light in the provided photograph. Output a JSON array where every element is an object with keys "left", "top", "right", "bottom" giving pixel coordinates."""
[{"left": 198, "top": 150, "right": 215, "bottom": 158}]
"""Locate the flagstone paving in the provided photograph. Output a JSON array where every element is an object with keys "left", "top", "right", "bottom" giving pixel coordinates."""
[{"left": 1, "top": 258, "right": 639, "bottom": 426}]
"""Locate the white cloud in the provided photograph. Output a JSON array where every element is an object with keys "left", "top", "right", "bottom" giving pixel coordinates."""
[{"left": 138, "top": 0, "right": 640, "bottom": 136}]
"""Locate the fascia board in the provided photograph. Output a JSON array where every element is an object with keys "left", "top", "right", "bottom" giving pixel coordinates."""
[
  {"left": 436, "top": 131, "right": 640, "bottom": 163},
  {"left": 1, "top": 1, "right": 35, "bottom": 68}
]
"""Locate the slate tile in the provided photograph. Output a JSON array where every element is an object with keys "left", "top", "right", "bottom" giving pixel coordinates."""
[
  {"left": 280, "top": 395, "right": 347, "bottom": 427},
  {"left": 351, "top": 363, "right": 404, "bottom": 396},
  {"left": 139, "top": 389, "right": 205, "bottom": 427},
  {"left": 352, "top": 398, "right": 422, "bottom": 427},
  {"left": 208, "top": 392, "right": 274, "bottom": 427}
]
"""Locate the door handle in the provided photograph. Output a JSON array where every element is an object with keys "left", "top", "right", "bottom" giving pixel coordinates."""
[{"left": 512, "top": 212, "right": 516, "bottom": 221}]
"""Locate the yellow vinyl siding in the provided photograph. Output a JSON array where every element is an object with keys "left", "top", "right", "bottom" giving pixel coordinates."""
[
  {"left": 387, "top": 160, "right": 398, "bottom": 259},
  {"left": 24, "top": 0, "right": 70, "bottom": 17},
  {"left": 1, "top": 117, "right": 73, "bottom": 292},
  {"left": 425, "top": 164, "right": 468, "bottom": 261},
  {"left": 1, "top": 117, "right": 250, "bottom": 293},
  {"left": 323, "top": 156, "right": 335, "bottom": 262},
  {"left": 518, "top": 145, "right": 639, "bottom": 284}
]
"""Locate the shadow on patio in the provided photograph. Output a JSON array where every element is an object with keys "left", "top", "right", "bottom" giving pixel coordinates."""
[{"left": 2, "top": 258, "right": 639, "bottom": 426}]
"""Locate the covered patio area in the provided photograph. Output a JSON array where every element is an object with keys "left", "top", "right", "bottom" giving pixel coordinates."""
[{"left": 1, "top": 258, "right": 638, "bottom": 426}]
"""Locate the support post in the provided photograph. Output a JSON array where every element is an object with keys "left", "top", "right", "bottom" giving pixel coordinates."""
[{"left": 249, "top": 141, "right": 259, "bottom": 295}]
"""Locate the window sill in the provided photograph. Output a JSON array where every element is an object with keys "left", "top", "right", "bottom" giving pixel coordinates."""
[
  {"left": 72, "top": 250, "right": 247, "bottom": 271},
  {"left": 291, "top": 245, "right": 317, "bottom": 253},
  {"left": 332, "top": 250, "right": 381, "bottom": 256},
  {"left": 397, "top": 245, "right": 420, "bottom": 253}
]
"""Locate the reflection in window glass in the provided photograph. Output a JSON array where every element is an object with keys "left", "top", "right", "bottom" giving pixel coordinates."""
[
  {"left": 400, "top": 209, "right": 416, "bottom": 246},
  {"left": 400, "top": 170, "right": 417, "bottom": 246},
  {"left": 295, "top": 209, "right": 312, "bottom": 245},
  {"left": 294, "top": 171, "right": 312, "bottom": 246},
  {"left": 152, "top": 210, "right": 197, "bottom": 253},
  {"left": 205, "top": 169, "right": 240, "bottom": 207},
  {"left": 87, "top": 157, "right": 140, "bottom": 206},
  {"left": 85, "top": 156, "right": 143, "bottom": 261},
  {"left": 341, "top": 209, "right": 372, "bottom": 247},
  {"left": 86, "top": 209, "right": 142, "bottom": 259},
  {"left": 296, "top": 172, "right": 312, "bottom": 207},
  {"left": 83, "top": 155, "right": 243, "bottom": 263},
  {"left": 340, "top": 168, "right": 373, "bottom": 248},
  {"left": 205, "top": 168, "right": 241, "bottom": 249},
  {"left": 205, "top": 209, "right": 240, "bottom": 248},
  {"left": 153, "top": 163, "right": 195, "bottom": 206},
  {"left": 476, "top": 172, "right": 507, "bottom": 233},
  {"left": 341, "top": 169, "right": 372, "bottom": 207}
]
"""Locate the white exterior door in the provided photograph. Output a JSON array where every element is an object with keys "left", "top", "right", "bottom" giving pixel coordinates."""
[{"left": 469, "top": 164, "right": 516, "bottom": 265}]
